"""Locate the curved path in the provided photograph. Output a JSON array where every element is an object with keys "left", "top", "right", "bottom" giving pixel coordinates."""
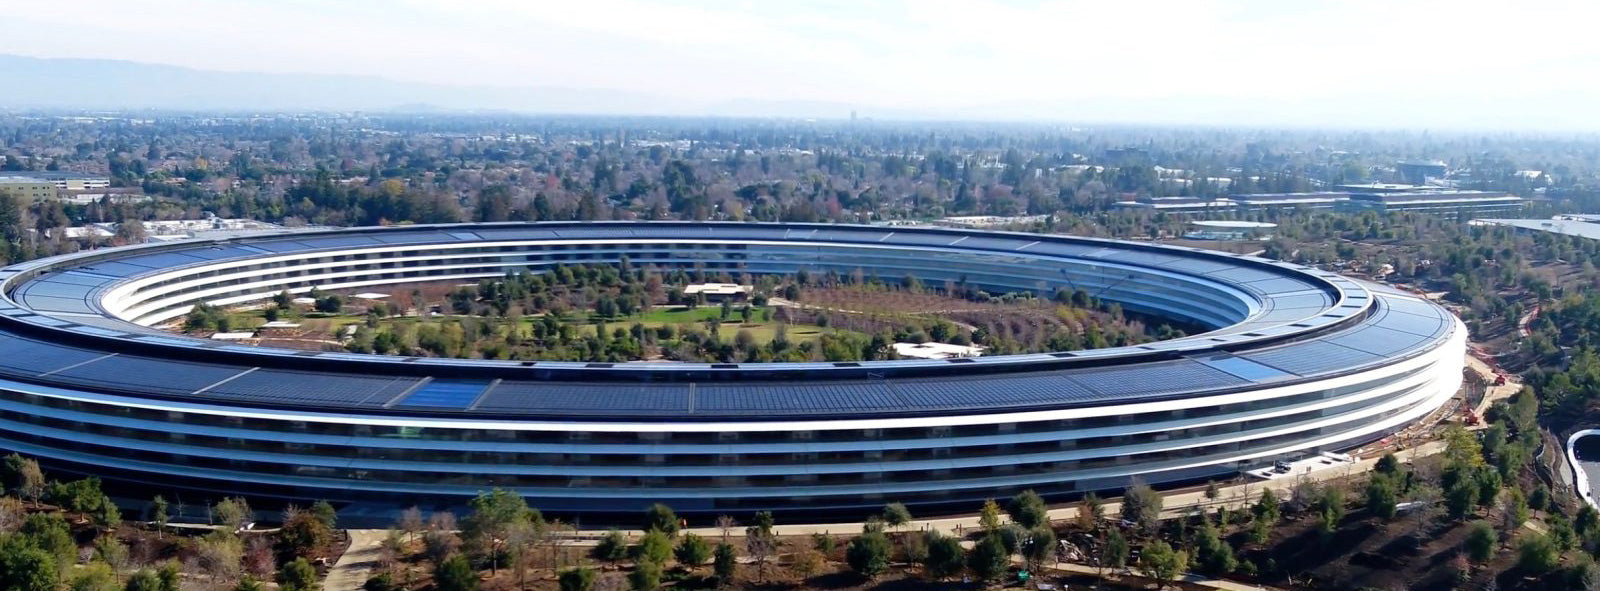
[{"left": 323, "top": 529, "right": 388, "bottom": 591}]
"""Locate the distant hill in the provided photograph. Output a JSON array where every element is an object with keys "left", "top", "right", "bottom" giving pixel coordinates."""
[{"left": 0, "top": 54, "right": 697, "bottom": 115}]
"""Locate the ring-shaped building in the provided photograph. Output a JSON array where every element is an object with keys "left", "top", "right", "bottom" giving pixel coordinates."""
[{"left": 0, "top": 222, "right": 1464, "bottom": 518}]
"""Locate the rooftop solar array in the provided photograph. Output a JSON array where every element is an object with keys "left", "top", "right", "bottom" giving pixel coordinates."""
[{"left": 0, "top": 222, "right": 1460, "bottom": 420}]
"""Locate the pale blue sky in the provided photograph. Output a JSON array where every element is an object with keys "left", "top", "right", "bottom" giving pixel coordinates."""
[{"left": 0, "top": 0, "right": 1595, "bottom": 128}]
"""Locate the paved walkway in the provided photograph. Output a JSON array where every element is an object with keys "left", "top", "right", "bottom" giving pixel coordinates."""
[
  {"left": 1047, "top": 561, "right": 1281, "bottom": 591},
  {"left": 549, "top": 441, "right": 1450, "bottom": 543},
  {"left": 323, "top": 529, "right": 388, "bottom": 591}
]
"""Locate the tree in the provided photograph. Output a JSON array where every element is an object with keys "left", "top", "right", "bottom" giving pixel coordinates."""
[
  {"left": 1079, "top": 492, "right": 1104, "bottom": 530},
  {"left": 644, "top": 504, "right": 680, "bottom": 536},
  {"left": 150, "top": 496, "right": 168, "bottom": 538},
  {"left": 1121, "top": 482, "right": 1163, "bottom": 535},
  {"left": 234, "top": 577, "right": 264, "bottom": 591},
  {"left": 713, "top": 543, "right": 737, "bottom": 582},
  {"left": 463, "top": 488, "right": 541, "bottom": 575},
  {"left": 593, "top": 530, "right": 628, "bottom": 563},
  {"left": 122, "top": 569, "right": 163, "bottom": 591},
  {"left": 845, "top": 532, "right": 891, "bottom": 578},
  {"left": 20, "top": 513, "right": 75, "bottom": 572},
  {"left": 277, "top": 507, "right": 333, "bottom": 562},
  {"left": 276, "top": 558, "right": 319, "bottom": 591},
  {"left": 1466, "top": 521, "right": 1496, "bottom": 563},
  {"left": 68, "top": 562, "right": 119, "bottom": 591},
  {"left": 979, "top": 499, "right": 1004, "bottom": 531},
  {"left": 967, "top": 534, "right": 1010, "bottom": 582},
  {"left": 1193, "top": 522, "right": 1236, "bottom": 575},
  {"left": 1101, "top": 529, "right": 1129, "bottom": 574},
  {"left": 1518, "top": 533, "right": 1560, "bottom": 575},
  {"left": 1139, "top": 540, "right": 1188, "bottom": 589},
  {"left": 311, "top": 500, "right": 338, "bottom": 530},
  {"left": 2, "top": 454, "right": 44, "bottom": 502},
  {"left": 0, "top": 535, "right": 58, "bottom": 591},
  {"left": 213, "top": 497, "right": 253, "bottom": 532},
  {"left": 629, "top": 560, "right": 662, "bottom": 591},
  {"left": 559, "top": 568, "right": 595, "bottom": 591},
  {"left": 196, "top": 531, "right": 244, "bottom": 583},
  {"left": 882, "top": 503, "right": 912, "bottom": 531},
  {"left": 635, "top": 529, "right": 673, "bottom": 566},
  {"left": 675, "top": 533, "right": 711, "bottom": 568},
  {"left": 1316, "top": 486, "right": 1346, "bottom": 537},
  {"left": 1022, "top": 526, "right": 1056, "bottom": 568},
  {"left": 1366, "top": 472, "right": 1400, "bottom": 520},
  {"left": 434, "top": 554, "right": 479, "bottom": 591},
  {"left": 1007, "top": 489, "right": 1049, "bottom": 529},
  {"left": 924, "top": 533, "right": 966, "bottom": 580}
]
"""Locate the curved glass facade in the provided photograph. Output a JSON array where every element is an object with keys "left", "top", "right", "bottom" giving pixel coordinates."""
[{"left": 0, "top": 222, "right": 1465, "bottom": 517}]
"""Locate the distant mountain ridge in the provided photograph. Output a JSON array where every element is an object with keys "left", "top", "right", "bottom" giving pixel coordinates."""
[
  {"left": 0, "top": 54, "right": 1590, "bottom": 130},
  {"left": 0, "top": 54, "right": 702, "bottom": 115}
]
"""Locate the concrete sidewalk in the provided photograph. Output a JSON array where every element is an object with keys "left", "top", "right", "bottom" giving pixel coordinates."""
[{"left": 323, "top": 529, "right": 388, "bottom": 591}]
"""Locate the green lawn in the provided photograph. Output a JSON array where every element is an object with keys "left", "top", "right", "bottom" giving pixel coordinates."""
[{"left": 216, "top": 305, "right": 853, "bottom": 346}]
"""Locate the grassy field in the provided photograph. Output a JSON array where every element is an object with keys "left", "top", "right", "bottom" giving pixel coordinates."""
[{"left": 218, "top": 305, "right": 857, "bottom": 346}]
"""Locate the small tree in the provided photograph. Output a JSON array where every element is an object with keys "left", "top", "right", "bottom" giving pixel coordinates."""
[
  {"left": 594, "top": 530, "right": 628, "bottom": 563},
  {"left": 882, "top": 503, "right": 913, "bottom": 532},
  {"left": 463, "top": 488, "right": 541, "bottom": 575},
  {"left": 644, "top": 504, "right": 680, "bottom": 536},
  {"left": 1518, "top": 533, "right": 1560, "bottom": 574},
  {"left": 979, "top": 499, "right": 1004, "bottom": 532},
  {"left": 1466, "top": 521, "right": 1496, "bottom": 563},
  {"left": 150, "top": 496, "right": 169, "bottom": 539},
  {"left": 213, "top": 497, "right": 253, "bottom": 532},
  {"left": 558, "top": 568, "right": 595, "bottom": 591},
  {"left": 846, "top": 532, "right": 891, "bottom": 578},
  {"left": 713, "top": 543, "right": 737, "bottom": 583},
  {"left": 277, "top": 507, "right": 333, "bottom": 562},
  {"left": 1139, "top": 540, "right": 1187, "bottom": 589},
  {"left": 1121, "top": 482, "right": 1163, "bottom": 535},
  {"left": 923, "top": 533, "right": 966, "bottom": 580},
  {"left": 967, "top": 534, "right": 1010, "bottom": 582},
  {"left": 1101, "top": 529, "right": 1129, "bottom": 574},
  {"left": 1007, "top": 489, "right": 1049, "bottom": 529},
  {"left": 675, "top": 533, "right": 711, "bottom": 569},
  {"left": 435, "top": 554, "right": 479, "bottom": 591},
  {"left": 1078, "top": 492, "right": 1104, "bottom": 530},
  {"left": 311, "top": 500, "right": 338, "bottom": 530},
  {"left": 635, "top": 530, "right": 673, "bottom": 566},
  {"left": 629, "top": 560, "right": 662, "bottom": 591}
]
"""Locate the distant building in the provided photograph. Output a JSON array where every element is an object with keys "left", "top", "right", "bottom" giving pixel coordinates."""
[
  {"left": 683, "top": 283, "right": 750, "bottom": 302},
  {"left": 1342, "top": 190, "right": 1523, "bottom": 219},
  {"left": 0, "top": 176, "right": 58, "bottom": 202},
  {"left": 1395, "top": 160, "right": 1448, "bottom": 185},
  {"left": 5, "top": 171, "right": 110, "bottom": 191},
  {"left": 1114, "top": 188, "right": 1521, "bottom": 219},
  {"left": 1182, "top": 220, "right": 1277, "bottom": 241}
]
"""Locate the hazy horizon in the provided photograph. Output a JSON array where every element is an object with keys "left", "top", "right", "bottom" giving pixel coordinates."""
[{"left": 2, "top": 0, "right": 1597, "bottom": 131}]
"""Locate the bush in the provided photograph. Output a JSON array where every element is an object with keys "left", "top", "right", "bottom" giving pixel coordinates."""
[
  {"left": 923, "top": 533, "right": 966, "bottom": 580},
  {"left": 434, "top": 554, "right": 479, "bottom": 591},
  {"left": 276, "top": 558, "right": 319, "bottom": 591},
  {"left": 629, "top": 561, "right": 662, "bottom": 591},
  {"left": 644, "top": 504, "right": 680, "bottom": 536},
  {"left": 1007, "top": 489, "right": 1049, "bottom": 529},
  {"left": 559, "top": 568, "right": 595, "bottom": 591},
  {"left": 713, "top": 543, "right": 737, "bottom": 581},
  {"left": 593, "top": 530, "right": 628, "bottom": 562},
  {"left": 845, "top": 532, "right": 891, "bottom": 578},
  {"left": 674, "top": 533, "right": 711, "bottom": 567},
  {"left": 1465, "top": 521, "right": 1496, "bottom": 563},
  {"left": 967, "top": 534, "right": 1009, "bottom": 582},
  {"left": 634, "top": 529, "right": 673, "bottom": 566},
  {"left": 1518, "top": 533, "right": 1561, "bottom": 575}
]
